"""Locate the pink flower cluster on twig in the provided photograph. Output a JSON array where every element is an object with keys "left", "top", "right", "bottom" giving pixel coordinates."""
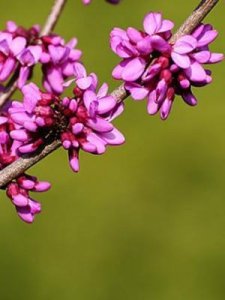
[
  {"left": 110, "top": 12, "right": 224, "bottom": 119},
  {"left": 0, "top": 109, "right": 50, "bottom": 223},
  {"left": 0, "top": 63, "right": 124, "bottom": 222},
  {"left": 0, "top": 21, "right": 82, "bottom": 94}
]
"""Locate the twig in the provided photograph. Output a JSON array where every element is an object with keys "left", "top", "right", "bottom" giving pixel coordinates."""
[
  {"left": 170, "top": 0, "right": 219, "bottom": 43},
  {"left": 0, "top": 0, "right": 220, "bottom": 188},
  {"left": 40, "top": 0, "right": 68, "bottom": 36},
  {"left": 0, "top": 0, "right": 68, "bottom": 109},
  {"left": 0, "top": 139, "right": 61, "bottom": 189}
]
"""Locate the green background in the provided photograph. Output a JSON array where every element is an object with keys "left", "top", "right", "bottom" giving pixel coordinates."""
[{"left": 0, "top": 0, "right": 225, "bottom": 299}]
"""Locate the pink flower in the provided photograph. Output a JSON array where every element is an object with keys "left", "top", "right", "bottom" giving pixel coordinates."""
[
  {"left": 61, "top": 68, "right": 125, "bottom": 172},
  {"left": 111, "top": 14, "right": 223, "bottom": 120},
  {"left": 41, "top": 35, "right": 82, "bottom": 95},
  {"left": 9, "top": 65, "right": 125, "bottom": 173},
  {"left": 0, "top": 21, "right": 40, "bottom": 84},
  {"left": 0, "top": 108, "right": 50, "bottom": 223},
  {"left": 110, "top": 12, "right": 173, "bottom": 82}
]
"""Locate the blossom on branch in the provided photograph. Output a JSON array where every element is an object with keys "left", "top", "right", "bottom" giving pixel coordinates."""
[
  {"left": 0, "top": 109, "right": 50, "bottom": 223},
  {"left": 110, "top": 12, "right": 224, "bottom": 120},
  {"left": 9, "top": 64, "right": 125, "bottom": 172},
  {"left": 0, "top": 21, "right": 40, "bottom": 84}
]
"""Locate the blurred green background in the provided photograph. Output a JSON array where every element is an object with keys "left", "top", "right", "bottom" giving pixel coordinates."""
[{"left": 0, "top": 0, "right": 225, "bottom": 299}]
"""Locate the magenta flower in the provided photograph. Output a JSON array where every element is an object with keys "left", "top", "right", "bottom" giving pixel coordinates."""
[
  {"left": 9, "top": 65, "right": 125, "bottom": 172},
  {"left": 41, "top": 35, "right": 82, "bottom": 95},
  {"left": 9, "top": 83, "right": 58, "bottom": 154},
  {"left": 17, "top": 45, "right": 42, "bottom": 88},
  {"left": 61, "top": 66, "right": 125, "bottom": 172},
  {"left": 0, "top": 21, "right": 40, "bottom": 84},
  {"left": 111, "top": 14, "right": 224, "bottom": 120},
  {"left": 6, "top": 175, "right": 50, "bottom": 223},
  {"left": 110, "top": 12, "right": 173, "bottom": 82},
  {"left": 0, "top": 109, "right": 50, "bottom": 223}
]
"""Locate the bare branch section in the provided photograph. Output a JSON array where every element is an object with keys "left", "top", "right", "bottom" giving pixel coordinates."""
[
  {"left": 0, "top": 0, "right": 68, "bottom": 108},
  {"left": 170, "top": 0, "right": 219, "bottom": 43},
  {"left": 40, "top": 0, "right": 68, "bottom": 36},
  {"left": 0, "top": 140, "right": 61, "bottom": 188},
  {"left": 0, "top": 0, "right": 220, "bottom": 188}
]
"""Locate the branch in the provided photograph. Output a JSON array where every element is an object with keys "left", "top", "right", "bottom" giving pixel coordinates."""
[
  {"left": 40, "top": 0, "right": 68, "bottom": 36},
  {"left": 0, "top": 0, "right": 68, "bottom": 109},
  {"left": 0, "top": 140, "right": 61, "bottom": 189},
  {"left": 0, "top": 0, "right": 220, "bottom": 189}
]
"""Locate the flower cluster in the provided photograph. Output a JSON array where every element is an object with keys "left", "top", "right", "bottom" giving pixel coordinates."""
[
  {"left": 9, "top": 64, "right": 125, "bottom": 173},
  {"left": 110, "top": 12, "right": 224, "bottom": 119},
  {"left": 0, "top": 21, "right": 82, "bottom": 93},
  {"left": 0, "top": 21, "right": 40, "bottom": 86},
  {"left": 0, "top": 9, "right": 223, "bottom": 225},
  {"left": 41, "top": 35, "right": 82, "bottom": 95},
  {"left": 0, "top": 108, "right": 50, "bottom": 223},
  {"left": 1, "top": 63, "right": 124, "bottom": 223}
]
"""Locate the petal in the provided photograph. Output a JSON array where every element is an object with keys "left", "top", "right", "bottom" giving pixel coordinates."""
[
  {"left": 76, "top": 76, "right": 93, "bottom": 90},
  {"left": 100, "top": 128, "right": 125, "bottom": 145},
  {"left": 159, "top": 20, "right": 174, "bottom": 33},
  {"left": 173, "top": 35, "right": 197, "bottom": 54},
  {"left": 147, "top": 91, "right": 160, "bottom": 115},
  {"left": 143, "top": 12, "right": 162, "bottom": 35},
  {"left": 191, "top": 50, "right": 211, "bottom": 63},
  {"left": 208, "top": 53, "right": 224, "bottom": 64},
  {"left": 22, "top": 83, "right": 41, "bottom": 113},
  {"left": 97, "top": 83, "right": 108, "bottom": 98},
  {"left": 171, "top": 52, "right": 191, "bottom": 69},
  {"left": 125, "top": 83, "right": 148, "bottom": 100},
  {"left": 197, "top": 29, "right": 218, "bottom": 47},
  {"left": 18, "top": 66, "right": 30, "bottom": 88},
  {"left": 0, "top": 57, "right": 16, "bottom": 81},
  {"left": 150, "top": 35, "right": 171, "bottom": 53},
  {"left": 48, "top": 45, "right": 69, "bottom": 64},
  {"left": 127, "top": 27, "right": 143, "bottom": 43},
  {"left": 83, "top": 90, "right": 96, "bottom": 110},
  {"left": 121, "top": 57, "right": 146, "bottom": 81},
  {"left": 12, "top": 194, "right": 28, "bottom": 207},
  {"left": 184, "top": 61, "right": 207, "bottom": 82},
  {"left": 182, "top": 91, "right": 198, "bottom": 106},
  {"left": 87, "top": 117, "right": 114, "bottom": 133},
  {"left": 74, "top": 62, "right": 87, "bottom": 78},
  {"left": 97, "top": 96, "right": 116, "bottom": 114},
  {"left": 34, "top": 181, "right": 51, "bottom": 192},
  {"left": 86, "top": 132, "right": 106, "bottom": 154},
  {"left": 16, "top": 206, "right": 34, "bottom": 223},
  {"left": 10, "top": 37, "right": 26, "bottom": 56},
  {"left": 46, "top": 67, "right": 64, "bottom": 94},
  {"left": 160, "top": 98, "right": 173, "bottom": 120}
]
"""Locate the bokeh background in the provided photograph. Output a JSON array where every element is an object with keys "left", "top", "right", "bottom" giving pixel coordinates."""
[{"left": 0, "top": 1, "right": 225, "bottom": 299}]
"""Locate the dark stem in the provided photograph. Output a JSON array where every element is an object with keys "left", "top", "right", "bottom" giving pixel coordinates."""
[
  {"left": 0, "top": 0, "right": 220, "bottom": 188},
  {"left": 0, "top": 0, "right": 68, "bottom": 109}
]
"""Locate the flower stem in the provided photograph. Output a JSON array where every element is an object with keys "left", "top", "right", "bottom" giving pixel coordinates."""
[{"left": 0, "top": 0, "right": 221, "bottom": 188}]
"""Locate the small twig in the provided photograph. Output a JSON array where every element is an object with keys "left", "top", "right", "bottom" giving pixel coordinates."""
[
  {"left": 170, "top": 0, "right": 219, "bottom": 43},
  {"left": 0, "top": 0, "right": 68, "bottom": 109},
  {"left": 0, "top": 139, "right": 61, "bottom": 188},
  {"left": 40, "top": 0, "right": 68, "bottom": 36},
  {"left": 0, "top": 0, "right": 220, "bottom": 189}
]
